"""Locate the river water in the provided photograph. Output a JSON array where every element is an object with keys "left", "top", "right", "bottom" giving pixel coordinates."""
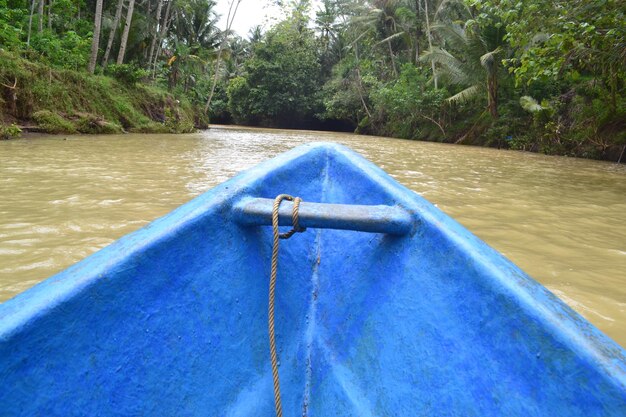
[{"left": 1, "top": 126, "right": 625, "bottom": 347}]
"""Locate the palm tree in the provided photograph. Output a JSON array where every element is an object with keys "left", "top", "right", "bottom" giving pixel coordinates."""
[
  {"left": 88, "top": 0, "right": 104, "bottom": 74},
  {"left": 170, "top": 0, "right": 220, "bottom": 52},
  {"left": 370, "top": 0, "right": 404, "bottom": 76},
  {"left": 165, "top": 0, "right": 220, "bottom": 91},
  {"left": 224, "top": 36, "right": 248, "bottom": 76},
  {"left": 349, "top": 0, "right": 429, "bottom": 78},
  {"left": 26, "top": 0, "right": 37, "bottom": 46},
  {"left": 332, "top": 0, "right": 384, "bottom": 119},
  {"left": 422, "top": 0, "right": 437, "bottom": 88},
  {"left": 421, "top": 21, "right": 501, "bottom": 118},
  {"left": 205, "top": 0, "right": 242, "bottom": 113},
  {"left": 315, "top": 0, "right": 338, "bottom": 53},
  {"left": 147, "top": 0, "right": 165, "bottom": 65},
  {"left": 248, "top": 25, "right": 263, "bottom": 45},
  {"left": 37, "top": 0, "right": 44, "bottom": 33},
  {"left": 102, "top": 0, "right": 125, "bottom": 66},
  {"left": 117, "top": 0, "right": 136, "bottom": 64},
  {"left": 151, "top": 0, "right": 174, "bottom": 73},
  {"left": 166, "top": 39, "right": 207, "bottom": 92},
  {"left": 47, "top": 0, "right": 53, "bottom": 29}
]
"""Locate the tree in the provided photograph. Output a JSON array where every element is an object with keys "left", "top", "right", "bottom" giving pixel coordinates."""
[
  {"left": 314, "top": 0, "right": 346, "bottom": 77},
  {"left": 27, "top": 0, "right": 37, "bottom": 46},
  {"left": 170, "top": 0, "right": 219, "bottom": 51},
  {"left": 147, "top": 0, "right": 165, "bottom": 65},
  {"left": 150, "top": 0, "right": 173, "bottom": 73},
  {"left": 158, "top": 0, "right": 220, "bottom": 94},
  {"left": 228, "top": 19, "right": 322, "bottom": 126},
  {"left": 205, "top": 0, "right": 241, "bottom": 113},
  {"left": 372, "top": 64, "right": 448, "bottom": 138},
  {"left": 102, "top": 0, "right": 125, "bottom": 66},
  {"left": 315, "top": 0, "right": 337, "bottom": 53},
  {"left": 495, "top": 0, "right": 625, "bottom": 113},
  {"left": 116, "top": 0, "right": 135, "bottom": 64},
  {"left": 422, "top": 0, "right": 437, "bottom": 88},
  {"left": 87, "top": 0, "right": 104, "bottom": 73},
  {"left": 38, "top": 0, "right": 44, "bottom": 33},
  {"left": 47, "top": 0, "right": 52, "bottom": 30},
  {"left": 421, "top": 1, "right": 505, "bottom": 118},
  {"left": 223, "top": 35, "right": 248, "bottom": 77},
  {"left": 322, "top": 56, "right": 376, "bottom": 126},
  {"left": 248, "top": 25, "right": 263, "bottom": 45}
]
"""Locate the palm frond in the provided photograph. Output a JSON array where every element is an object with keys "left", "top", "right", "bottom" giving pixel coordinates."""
[
  {"left": 187, "top": 54, "right": 206, "bottom": 65},
  {"left": 531, "top": 33, "right": 549, "bottom": 45},
  {"left": 347, "top": 29, "right": 372, "bottom": 48},
  {"left": 435, "top": 0, "right": 472, "bottom": 21},
  {"left": 421, "top": 47, "right": 472, "bottom": 85},
  {"left": 479, "top": 47, "right": 500, "bottom": 74},
  {"left": 376, "top": 31, "right": 406, "bottom": 45},
  {"left": 447, "top": 84, "right": 482, "bottom": 104},
  {"left": 432, "top": 23, "right": 468, "bottom": 52},
  {"left": 350, "top": 13, "right": 378, "bottom": 25},
  {"left": 519, "top": 96, "right": 544, "bottom": 113}
]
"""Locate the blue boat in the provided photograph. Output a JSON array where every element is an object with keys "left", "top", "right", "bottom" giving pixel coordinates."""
[{"left": 1, "top": 142, "right": 625, "bottom": 416}]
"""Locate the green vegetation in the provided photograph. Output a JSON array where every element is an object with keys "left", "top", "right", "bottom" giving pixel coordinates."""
[
  {"left": 32, "top": 110, "right": 77, "bottom": 133},
  {"left": 0, "top": 122, "right": 21, "bottom": 139},
  {"left": 0, "top": 0, "right": 209, "bottom": 133},
  {"left": 0, "top": 0, "right": 624, "bottom": 161},
  {"left": 0, "top": 50, "right": 197, "bottom": 133},
  {"left": 227, "top": 17, "right": 322, "bottom": 126},
  {"left": 224, "top": 0, "right": 624, "bottom": 161}
]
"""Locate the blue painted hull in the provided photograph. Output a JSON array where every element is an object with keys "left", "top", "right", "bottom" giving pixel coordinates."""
[{"left": 1, "top": 143, "right": 625, "bottom": 416}]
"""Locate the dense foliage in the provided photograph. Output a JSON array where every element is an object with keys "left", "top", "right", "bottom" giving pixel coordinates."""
[
  {"left": 0, "top": 0, "right": 220, "bottom": 133},
  {"left": 0, "top": 0, "right": 624, "bottom": 161},
  {"left": 228, "top": 18, "right": 322, "bottom": 126}
]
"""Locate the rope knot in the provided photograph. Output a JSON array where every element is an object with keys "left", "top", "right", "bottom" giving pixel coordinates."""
[{"left": 273, "top": 194, "right": 306, "bottom": 239}]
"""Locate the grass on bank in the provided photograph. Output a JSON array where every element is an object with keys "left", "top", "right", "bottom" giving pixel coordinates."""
[{"left": 0, "top": 50, "right": 204, "bottom": 136}]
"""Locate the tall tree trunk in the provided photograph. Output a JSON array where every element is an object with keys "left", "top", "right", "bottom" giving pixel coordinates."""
[
  {"left": 387, "top": 39, "right": 397, "bottom": 77},
  {"left": 414, "top": 0, "right": 421, "bottom": 64},
  {"left": 151, "top": 0, "right": 172, "bottom": 74},
  {"left": 487, "top": 73, "right": 498, "bottom": 118},
  {"left": 147, "top": 0, "right": 164, "bottom": 67},
  {"left": 610, "top": 63, "right": 617, "bottom": 114},
  {"left": 142, "top": 0, "right": 152, "bottom": 60},
  {"left": 47, "top": 0, "right": 53, "bottom": 30},
  {"left": 353, "top": 42, "right": 372, "bottom": 119},
  {"left": 102, "top": 0, "right": 124, "bottom": 67},
  {"left": 87, "top": 0, "right": 104, "bottom": 74},
  {"left": 168, "top": 65, "right": 177, "bottom": 91},
  {"left": 205, "top": 0, "right": 242, "bottom": 113},
  {"left": 117, "top": 0, "right": 136, "bottom": 65},
  {"left": 205, "top": 46, "right": 224, "bottom": 111},
  {"left": 38, "top": 0, "right": 44, "bottom": 33},
  {"left": 27, "top": 0, "right": 37, "bottom": 46},
  {"left": 423, "top": 0, "right": 437, "bottom": 89}
]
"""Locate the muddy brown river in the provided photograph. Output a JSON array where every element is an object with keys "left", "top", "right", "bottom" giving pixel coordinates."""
[{"left": 1, "top": 126, "right": 625, "bottom": 346}]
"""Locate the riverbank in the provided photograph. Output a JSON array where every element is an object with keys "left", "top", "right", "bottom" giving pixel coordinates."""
[
  {"left": 2, "top": 49, "right": 624, "bottom": 164},
  {"left": 0, "top": 51, "right": 205, "bottom": 137}
]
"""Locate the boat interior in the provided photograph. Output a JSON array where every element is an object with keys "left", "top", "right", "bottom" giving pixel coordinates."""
[{"left": 1, "top": 143, "right": 625, "bottom": 416}]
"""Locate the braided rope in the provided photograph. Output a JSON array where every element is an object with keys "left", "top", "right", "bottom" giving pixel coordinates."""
[{"left": 269, "top": 194, "right": 305, "bottom": 417}]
